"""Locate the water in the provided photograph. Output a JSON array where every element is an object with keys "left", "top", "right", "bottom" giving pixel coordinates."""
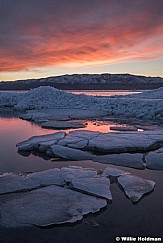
[
  {"left": 0, "top": 108, "right": 132, "bottom": 174},
  {"left": 0, "top": 97, "right": 163, "bottom": 241},
  {"left": 0, "top": 89, "right": 142, "bottom": 97},
  {"left": 68, "top": 90, "right": 142, "bottom": 96}
]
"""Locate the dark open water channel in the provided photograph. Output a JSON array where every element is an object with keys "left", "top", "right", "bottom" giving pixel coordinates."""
[{"left": 0, "top": 108, "right": 163, "bottom": 243}]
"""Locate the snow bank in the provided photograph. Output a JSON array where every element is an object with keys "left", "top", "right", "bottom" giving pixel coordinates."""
[
  {"left": 0, "top": 86, "right": 163, "bottom": 120},
  {"left": 124, "top": 87, "right": 163, "bottom": 99},
  {"left": 14, "top": 86, "right": 101, "bottom": 110},
  {"left": 0, "top": 91, "right": 23, "bottom": 107}
]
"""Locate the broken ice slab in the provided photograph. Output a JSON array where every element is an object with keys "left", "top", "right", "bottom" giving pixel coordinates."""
[
  {"left": 16, "top": 132, "right": 66, "bottom": 151},
  {"left": 146, "top": 150, "right": 163, "bottom": 171},
  {"left": 0, "top": 185, "right": 107, "bottom": 228},
  {"left": 102, "top": 166, "right": 130, "bottom": 178},
  {"left": 49, "top": 145, "right": 95, "bottom": 160},
  {"left": 71, "top": 177, "right": 112, "bottom": 200},
  {"left": 110, "top": 126, "right": 138, "bottom": 131},
  {"left": 61, "top": 166, "right": 97, "bottom": 183},
  {"left": 87, "top": 132, "right": 156, "bottom": 153},
  {"left": 94, "top": 153, "right": 145, "bottom": 169},
  {"left": 0, "top": 169, "right": 65, "bottom": 194},
  {"left": 41, "top": 120, "right": 86, "bottom": 129},
  {"left": 117, "top": 175, "right": 155, "bottom": 203}
]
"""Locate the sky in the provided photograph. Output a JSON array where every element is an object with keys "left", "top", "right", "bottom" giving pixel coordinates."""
[{"left": 0, "top": 0, "right": 163, "bottom": 81}]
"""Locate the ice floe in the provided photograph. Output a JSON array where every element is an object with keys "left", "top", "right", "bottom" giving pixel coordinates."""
[
  {"left": 102, "top": 166, "right": 130, "bottom": 177},
  {"left": 17, "top": 132, "right": 66, "bottom": 151},
  {"left": 146, "top": 150, "right": 163, "bottom": 170},
  {"left": 117, "top": 175, "right": 155, "bottom": 203},
  {"left": 49, "top": 145, "right": 95, "bottom": 160},
  {"left": 41, "top": 120, "right": 86, "bottom": 129},
  {"left": 94, "top": 153, "right": 145, "bottom": 169},
  {"left": 0, "top": 169, "right": 65, "bottom": 194},
  {"left": 0, "top": 166, "right": 157, "bottom": 227},
  {"left": 71, "top": 177, "right": 112, "bottom": 200},
  {"left": 110, "top": 126, "right": 138, "bottom": 131},
  {"left": 0, "top": 185, "right": 107, "bottom": 227},
  {"left": 16, "top": 130, "right": 163, "bottom": 169},
  {"left": 87, "top": 132, "right": 156, "bottom": 153},
  {"left": 61, "top": 166, "right": 97, "bottom": 182}
]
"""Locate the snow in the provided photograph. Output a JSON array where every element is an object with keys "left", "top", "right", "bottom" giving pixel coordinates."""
[
  {"left": 0, "top": 86, "right": 163, "bottom": 120},
  {"left": 117, "top": 175, "right": 155, "bottom": 203},
  {"left": 124, "top": 87, "right": 163, "bottom": 99},
  {"left": 0, "top": 185, "right": 107, "bottom": 227}
]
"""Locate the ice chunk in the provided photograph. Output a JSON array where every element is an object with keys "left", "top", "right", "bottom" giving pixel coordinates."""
[
  {"left": 117, "top": 175, "right": 155, "bottom": 202},
  {"left": 71, "top": 177, "right": 112, "bottom": 200},
  {"left": 58, "top": 135, "right": 88, "bottom": 149},
  {"left": 146, "top": 151, "right": 163, "bottom": 170},
  {"left": 0, "top": 185, "right": 107, "bottom": 227},
  {"left": 88, "top": 132, "right": 155, "bottom": 153},
  {"left": 69, "top": 130, "right": 100, "bottom": 139},
  {"left": 0, "top": 169, "right": 65, "bottom": 194},
  {"left": 94, "top": 153, "right": 145, "bottom": 169},
  {"left": 102, "top": 166, "right": 130, "bottom": 177},
  {"left": 0, "top": 173, "right": 27, "bottom": 194},
  {"left": 41, "top": 120, "right": 86, "bottom": 129},
  {"left": 50, "top": 145, "right": 95, "bottom": 160},
  {"left": 110, "top": 126, "right": 138, "bottom": 131},
  {"left": 61, "top": 166, "right": 97, "bottom": 182},
  {"left": 17, "top": 132, "right": 65, "bottom": 151}
]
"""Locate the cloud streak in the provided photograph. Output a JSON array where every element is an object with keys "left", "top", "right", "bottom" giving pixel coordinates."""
[{"left": 0, "top": 0, "right": 163, "bottom": 72}]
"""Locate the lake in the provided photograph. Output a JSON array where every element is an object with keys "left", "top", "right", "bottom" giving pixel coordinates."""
[{"left": 0, "top": 90, "right": 162, "bottom": 243}]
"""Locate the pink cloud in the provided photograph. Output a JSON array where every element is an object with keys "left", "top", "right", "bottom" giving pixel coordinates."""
[{"left": 0, "top": 0, "right": 163, "bottom": 72}]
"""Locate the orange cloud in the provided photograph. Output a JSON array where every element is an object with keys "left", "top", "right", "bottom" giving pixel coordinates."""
[{"left": 0, "top": 0, "right": 163, "bottom": 72}]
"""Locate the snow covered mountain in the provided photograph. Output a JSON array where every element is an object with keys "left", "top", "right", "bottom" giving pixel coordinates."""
[{"left": 0, "top": 73, "right": 163, "bottom": 90}]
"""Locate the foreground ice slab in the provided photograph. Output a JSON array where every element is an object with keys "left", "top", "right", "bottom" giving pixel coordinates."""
[
  {"left": 87, "top": 132, "right": 156, "bottom": 153},
  {"left": 41, "top": 120, "right": 86, "bottom": 129},
  {"left": 17, "top": 132, "right": 66, "bottom": 151},
  {"left": 117, "top": 175, "right": 155, "bottom": 203},
  {"left": 0, "top": 185, "right": 107, "bottom": 227},
  {"left": 16, "top": 130, "right": 163, "bottom": 169},
  {"left": 0, "top": 169, "right": 65, "bottom": 194},
  {"left": 61, "top": 166, "right": 97, "bottom": 182},
  {"left": 71, "top": 177, "right": 112, "bottom": 200},
  {"left": 94, "top": 153, "right": 145, "bottom": 169},
  {"left": 50, "top": 145, "right": 95, "bottom": 160},
  {"left": 102, "top": 166, "right": 130, "bottom": 178},
  {"left": 146, "top": 150, "right": 163, "bottom": 170}
]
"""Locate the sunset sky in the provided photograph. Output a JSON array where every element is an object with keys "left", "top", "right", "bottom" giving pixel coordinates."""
[{"left": 0, "top": 0, "right": 163, "bottom": 81}]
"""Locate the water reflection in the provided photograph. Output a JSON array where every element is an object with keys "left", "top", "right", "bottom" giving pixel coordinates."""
[
  {"left": 68, "top": 90, "right": 142, "bottom": 96},
  {"left": 0, "top": 109, "right": 129, "bottom": 174}
]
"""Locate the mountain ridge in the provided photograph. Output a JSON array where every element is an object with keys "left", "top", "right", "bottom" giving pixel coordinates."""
[{"left": 1, "top": 73, "right": 163, "bottom": 90}]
